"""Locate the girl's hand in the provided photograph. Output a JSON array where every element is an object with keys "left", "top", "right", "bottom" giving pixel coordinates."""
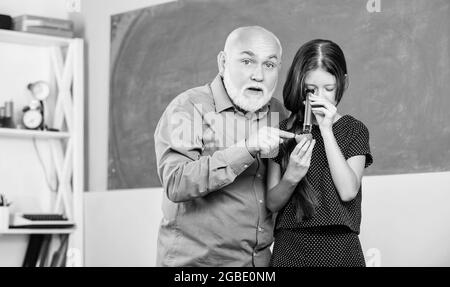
[
  {"left": 283, "top": 136, "right": 316, "bottom": 185},
  {"left": 309, "top": 94, "right": 337, "bottom": 131}
]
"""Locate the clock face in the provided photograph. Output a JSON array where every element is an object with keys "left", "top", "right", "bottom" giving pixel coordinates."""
[{"left": 23, "top": 110, "right": 43, "bottom": 129}]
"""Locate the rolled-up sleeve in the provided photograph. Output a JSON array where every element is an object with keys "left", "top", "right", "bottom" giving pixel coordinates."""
[{"left": 154, "top": 97, "right": 255, "bottom": 202}]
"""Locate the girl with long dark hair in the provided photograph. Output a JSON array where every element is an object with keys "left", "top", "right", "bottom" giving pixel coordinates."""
[{"left": 266, "top": 39, "right": 373, "bottom": 266}]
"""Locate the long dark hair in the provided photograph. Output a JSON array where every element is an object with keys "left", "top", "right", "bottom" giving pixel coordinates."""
[{"left": 280, "top": 39, "right": 348, "bottom": 222}]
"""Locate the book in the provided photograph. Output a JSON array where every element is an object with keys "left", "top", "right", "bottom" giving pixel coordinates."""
[
  {"left": 35, "top": 234, "right": 52, "bottom": 267},
  {"left": 22, "top": 234, "right": 45, "bottom": 267},
  {"left": 50, "top": 234, "right": 69, "bottom": 267},
  {"left": 9, "top": 213, "right": 75, "bottom": 228}
]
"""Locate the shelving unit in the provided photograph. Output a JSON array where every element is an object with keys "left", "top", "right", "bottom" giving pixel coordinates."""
[
  {"left": 2, "top": 228, "right": 75, "bottom": 235},
  {"left": 0, "top": 29, "right": 84, "bottom": 267},
  {"left": 0, "top": 127, "right": 70, "bottom": 139}
]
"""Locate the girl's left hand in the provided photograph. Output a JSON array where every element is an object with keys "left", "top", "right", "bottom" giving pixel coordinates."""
[{"left": 309, "top": 94, "right": 337, "bottom": 131}]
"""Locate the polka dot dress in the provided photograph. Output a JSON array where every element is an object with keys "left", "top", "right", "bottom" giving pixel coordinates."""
[
  {"left": 270, "top": 226, "right": 366, "bottom": 267},
  {"left": 269, "top": 115, "right": 373, "bottom": 267}
]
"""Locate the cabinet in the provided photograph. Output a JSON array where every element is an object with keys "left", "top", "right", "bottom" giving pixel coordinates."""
[{"left": 0, "top": 29, "right": 84, "bottom": 267}]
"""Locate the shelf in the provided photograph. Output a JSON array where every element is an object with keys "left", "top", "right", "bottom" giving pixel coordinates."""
[
  {"left": 0, "top": 228, "right": 75, "bottom": 235},
  {"left": 0, "top": 29, "right": 74, "bottom": 47},
  {"left": 0, "top": 127, "right": 70, "bottom": 139}
]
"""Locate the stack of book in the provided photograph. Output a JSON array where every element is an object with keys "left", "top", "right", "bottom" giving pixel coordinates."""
[
  {"left": 23, "top": 234, "right": 69, "bottom": 267},
  {"left": 13, "top": 15, "right": 74, "bottom": 38},
  {"left": 14, "top": 214, "right": 74, "bottom": 267}
]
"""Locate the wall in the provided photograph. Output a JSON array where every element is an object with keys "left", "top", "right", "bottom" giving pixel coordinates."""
[
  {"left": 360, "top": 172, "right": 450, "bottom": 266},
  {"left": 84, "top": 188, "right": 163, "bottom": 266},
  {"left": 0, "top": 0, "right": 85, "bottom": 37},
  {"left": 0, "top": 0, "right": 69, "bottom": 19},
  {"left": 84, "top": 172, "right": 450, "bottom": 267}
]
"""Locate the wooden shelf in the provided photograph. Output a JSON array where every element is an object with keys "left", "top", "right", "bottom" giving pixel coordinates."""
[
  {"left": 0, "top": 228, "right": 75, "bottom": 235},
  {"left": 0, "top": 127, "right": 70, "bottom": 139},
  {"left": 0, "top": 29, "right": 74, "bottom": 47}
]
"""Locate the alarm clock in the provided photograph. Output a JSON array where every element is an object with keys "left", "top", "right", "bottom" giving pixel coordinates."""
[{"left": 22, "top": 100, "right": 43, "bottom": 130}]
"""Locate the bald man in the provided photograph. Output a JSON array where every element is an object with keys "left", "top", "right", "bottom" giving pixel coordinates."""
[{"left": 154, "top": 26, "right": 293, "bottom": 266}]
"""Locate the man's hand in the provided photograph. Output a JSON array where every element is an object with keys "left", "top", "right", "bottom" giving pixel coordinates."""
[{"left": 246, "top": 126, "right": 295, "bottom": 158}]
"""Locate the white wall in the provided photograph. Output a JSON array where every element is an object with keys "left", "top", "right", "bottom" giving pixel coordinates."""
[
  {"left": 0, "top": 0, "right": 69, "bottom": 19},
  {"left": 0, "top": 0, "right": 85, "bottom": 38},
  {"left": 0, "top": 43, "right": 56, "bottom": 214},
  {"left": 83, "top": 173, "right": 450, "bottom": 267},
  {"left": 360, "top": 172, "right": 450, "bottom": 267},
  {"left": 84, "top": 188, "right": 162, "bottom": 266}
]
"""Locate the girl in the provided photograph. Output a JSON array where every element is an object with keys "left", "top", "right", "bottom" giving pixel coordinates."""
[{"left": 267, "top": 39, "right": 373, "bottom": 267}]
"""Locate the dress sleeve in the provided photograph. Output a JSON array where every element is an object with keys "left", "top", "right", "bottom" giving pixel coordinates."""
[
  {"left": 346, "top": 121, "right": 373, "bottom": 168},
  {"left": 272, "top": 150, "right": 283, "bottom": 165}
]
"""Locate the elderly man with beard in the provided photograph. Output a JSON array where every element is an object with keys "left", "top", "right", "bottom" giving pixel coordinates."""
[{"left": 154, "top": 26, "right": 294, "bottom": 267}]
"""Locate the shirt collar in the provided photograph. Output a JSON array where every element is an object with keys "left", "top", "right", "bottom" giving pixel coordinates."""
[
  {"left": 211, "top": 74, "right": 234, "bottom": 113},
  {"left": 210, "top": 74, "right": 271, "bottom": 115}
]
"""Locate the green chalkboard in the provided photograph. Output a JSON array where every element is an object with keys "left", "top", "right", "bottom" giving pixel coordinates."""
[{"left": 108, "top": 0, "right": 450, "bottom": 189}]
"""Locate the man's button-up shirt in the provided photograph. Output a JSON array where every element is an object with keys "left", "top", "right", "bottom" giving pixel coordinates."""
[{"left": 154, "top": 75, "right": 286, "bottom": 266}]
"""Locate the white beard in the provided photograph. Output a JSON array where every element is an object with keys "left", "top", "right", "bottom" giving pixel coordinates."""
[{"left": 223, "top": 69, "right": 274, "bottom": 113}]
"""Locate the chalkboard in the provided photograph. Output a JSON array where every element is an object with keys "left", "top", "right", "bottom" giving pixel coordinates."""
[{"left": 108, "top": 0, "right": 450, "bottom": 189}]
